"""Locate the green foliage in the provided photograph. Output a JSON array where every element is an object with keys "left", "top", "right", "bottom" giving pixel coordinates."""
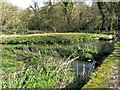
[
  {"left": 84, "top": 53, "right": 93, "bottom": 59},
  {"left": 2, "top": 53, "right": 76, "bottom": 88}
]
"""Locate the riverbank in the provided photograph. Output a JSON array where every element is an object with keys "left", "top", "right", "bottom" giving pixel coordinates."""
[
  {"left": 2, "top": 33, "right": 114, "bottom": 61},
  {"left": 82, "top": 41, "right": 120, "bottom": 89},
  {"left": 2, "top": 33, "right": 113, "bottom": 44}
]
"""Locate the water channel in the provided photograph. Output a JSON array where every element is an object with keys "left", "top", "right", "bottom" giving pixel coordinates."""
[
  {"left": 54, "top": 40, "right": 115, "bottom": 88},
  {"left": 4, "top": 39, "right": 115, "bottom": 88},
  {"left": 71, "top": 40, "right": 115, "bottom": 74}
]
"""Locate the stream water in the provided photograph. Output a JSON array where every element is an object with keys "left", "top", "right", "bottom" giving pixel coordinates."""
[
  {"left": 70, "top": 40, "right": 115, "bottom": 75},
  {"left": 63, "top": 40, "right": 115, "bottom": 88},
  {"left": 54, "top": 40, "right": 115, "bottom": 86},
  {"left": 51, "top": 40, "right": 115, "bottom": 88}
]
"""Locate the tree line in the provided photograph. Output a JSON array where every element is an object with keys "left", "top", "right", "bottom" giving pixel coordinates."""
[{"left": 1, "top": 1, "right": 120, "bottom": 33}]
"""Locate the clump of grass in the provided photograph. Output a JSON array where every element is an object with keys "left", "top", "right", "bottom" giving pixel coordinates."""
[{"left": 2, "top": 53, "right": 79, "bottom": 88}]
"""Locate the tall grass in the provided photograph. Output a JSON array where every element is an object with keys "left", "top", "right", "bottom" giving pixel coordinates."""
[{"left": 2, "top": 53, "right": 79, "bottom": 88}]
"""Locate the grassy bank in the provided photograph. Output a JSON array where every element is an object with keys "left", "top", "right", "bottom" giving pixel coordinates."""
[
  {"left": 2, "top": 40, "right": 114, "bottom": 61},
  {"left": 2, "top": 33, "right": 114, "bottom": 60},
  {"left": 82, "top": 41, "right": 120, "bottom": 89},
  {"left": 2, "top": 33, "right": 113, "bottom": 44}
]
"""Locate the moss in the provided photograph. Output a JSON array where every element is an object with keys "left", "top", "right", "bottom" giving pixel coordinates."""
[{"left": 82, "top": 41, "right": 120, "bottom": 89}]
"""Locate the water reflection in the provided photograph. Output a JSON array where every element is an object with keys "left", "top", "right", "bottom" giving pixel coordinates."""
[
  {"left": 71, "top": 60, "right": 92, "bottom": 75},
  {"left": 70, "top": 40, "right": 115, "bottom": 76},
  {"left": 55, "top": 40, "right": 115, "bottom": 76},
  {"left": 77, "top": 40, "right": 115, "bottom": 53}
]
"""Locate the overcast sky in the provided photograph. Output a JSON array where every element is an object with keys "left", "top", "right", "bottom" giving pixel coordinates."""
[
  {"left": 6, "top": 0, "right": 93, "bottom": 9},
  {"left": 7, "top": 0, "right": 33, "bottom": 9}
]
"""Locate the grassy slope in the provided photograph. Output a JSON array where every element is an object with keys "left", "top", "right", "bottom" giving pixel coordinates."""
[{"left": 82, "top": 41, "right": 120, "bottom": 89}]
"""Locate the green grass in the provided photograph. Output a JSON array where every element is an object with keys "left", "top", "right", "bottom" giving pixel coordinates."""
[
  {"left": 2, "top": 53, "right": 76, "bottom": 88},
  {"left": 2, "top": 42, "right": 113, "bottom": 88},
  {"left": 2, "top": 33, "right": 114, "bottom": 88},
  {"left": 2, "top": 33, "right": 113, "bottom": 44},
  {"left": 2, "top": 41, "right": 112, "bottom": 61}
]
